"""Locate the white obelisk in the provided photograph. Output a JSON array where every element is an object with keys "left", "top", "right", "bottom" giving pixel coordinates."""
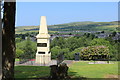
[{"left": 35, "top": 16, "right": 51, "bottom": 64}]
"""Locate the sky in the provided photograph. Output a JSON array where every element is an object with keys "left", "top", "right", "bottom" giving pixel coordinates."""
[{"left": 16, "top": 2, "right": 118, "bottom": 27}]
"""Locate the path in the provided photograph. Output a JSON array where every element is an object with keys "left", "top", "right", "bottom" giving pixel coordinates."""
[
  {"left": 15, "top": 60, "right": 74, "bottom": 66},
  {"left": 63, "top": 60, "right": 74, "bottom": 66}
]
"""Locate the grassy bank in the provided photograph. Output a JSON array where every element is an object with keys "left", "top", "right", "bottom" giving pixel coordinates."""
[{"left": 15, "top": 61, "right": 119, "bottom": 78}]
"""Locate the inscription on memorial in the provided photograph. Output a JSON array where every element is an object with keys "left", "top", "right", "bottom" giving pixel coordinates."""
[
  {"left": 38, "top": 52, "right": 45, "bottom": 54},
  {"left": 37, "top": 43, "right": 47, "bottom": 47}
]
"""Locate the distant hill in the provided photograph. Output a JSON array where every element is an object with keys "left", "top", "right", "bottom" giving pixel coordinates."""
[{"left": 15, "top": 21, "right": 119, "bottom": 34}]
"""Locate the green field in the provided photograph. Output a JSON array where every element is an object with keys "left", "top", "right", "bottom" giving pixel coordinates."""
[
  {"left": 15, "top": 21, "right": 119, "bottom": 34},
  {"left": 15, "top": 61, "right": 119, "bottom": 79},
  {"left": 68, "top": 61, "right": 119, "bottom": 78}
]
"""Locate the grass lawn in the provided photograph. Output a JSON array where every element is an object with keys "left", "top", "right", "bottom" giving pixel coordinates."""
[
  {"left": 68, "top": 61, "right": 119, "bottom": 78},
  {"left": 15, "top": 66, "right": 50, "bottom": 78},
  {"left": 15, "top": 61, "right": 119, "bottom": 79}
]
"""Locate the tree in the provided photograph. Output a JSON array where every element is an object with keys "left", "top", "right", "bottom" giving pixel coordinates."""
[
  {"left": 16, "top": 48, "right": 24, "bottom": 58},
  {"left": 15, "top": 37, "right": 22, "bottom": 43},
  {"left": 51, "top": 46, "right": 61, "bottom": 59},
  {"left": 0, "top": 1, "right": 2, "bottom": 80},
  {"left": 22, "top": 37, "right": 36, "bottom": 59},
  {"left": 90, "top": 38, "right": 116, "bottom": 60},
  {"left": 68, "top": 47, "right": 83, "bottom": 60},
  {"left": 77, "top": 36, "right": 90, "bottom": 47},
  {"left": 51, "top": 37, "right": 66, "bottom": 49},
  {"left": 2, "top": 1, "right": 16, "bottom": 79},
  {"left": 66, "top": 37, "right": 78, "bottom": 51},
  {"left": 60, "top": 48, "right": 69, "bottom": 59},
  {"left": 90, "top": 38, "right": 110, "bottom": 47},
  {"left": 16, "top": 37, "right": 36, "bottom": 59}
]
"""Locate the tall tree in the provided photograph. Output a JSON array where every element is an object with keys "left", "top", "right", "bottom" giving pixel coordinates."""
[
  {"left": 0, "top": 1, "right": 2, "bottom": 80},
  {"left": 2, "top": 1, "right": 16, "bottom": 79}
]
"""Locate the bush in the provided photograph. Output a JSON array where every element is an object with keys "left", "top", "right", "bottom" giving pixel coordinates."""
[{"left": 80, "top": 46, "right": 110, "bottom": 60}]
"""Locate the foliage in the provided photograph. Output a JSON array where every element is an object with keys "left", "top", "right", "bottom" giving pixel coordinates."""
[
  {"left": 16, "top": 31, "right": 119, "bottom": 61},
  {"left": 51, "top": 37, "right": 66, "bottom": 49},
  {"left": 61, "top": 48, "right": 70, "bottom": 59},
  {"left": 22, "top": 37, "right": 36, "bottom": 58},
  {"left": 51, "top": 46, "right": 61, "bottom": 59},
  {"left": 16, "top": 36, "right": 36, "bottom": 59},
  {"left": 66, "top": 37, "right": 79, "bottom": 51},
  {"left": 16, "top": 48, "right": 24, "bottom": 58},
  {"left": 90, "top": 38, "right": 119, "bottom": 60},
  {"left": 51, "top": 36, "right": 91, "bottom": 52},
  {"left": 105, "top": 36, "right": 120, "bottom": 60},
  {"left": 80, "top": 46, "right": 110, "bottom": 60},
  {"left": 15, "top": 37, "right": 23, "bottom": 43},
  {"left": 90, "top": 38, "right": 111, "bottom": 46},
  {"left": 68, "top": 47, "right": 83, "bottom": 60},
  {"left": 50, "top": 34, "right": 119, "bottom": 60}
]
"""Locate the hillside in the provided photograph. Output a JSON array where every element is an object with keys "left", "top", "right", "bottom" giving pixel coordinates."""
[{"left": 15, "top": 21, "right": 119, "bottom": 34}]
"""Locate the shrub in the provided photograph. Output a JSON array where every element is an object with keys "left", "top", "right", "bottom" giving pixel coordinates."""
[{"left": 80, "top": 46, "right": 110, "bottom": 60}]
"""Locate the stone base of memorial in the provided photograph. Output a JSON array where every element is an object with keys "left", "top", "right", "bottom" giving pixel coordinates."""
[{"left": 35, "top": 54, "right": 51, "bottom": 64}]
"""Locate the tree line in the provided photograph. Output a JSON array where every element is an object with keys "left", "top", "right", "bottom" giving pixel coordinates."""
[
  {"left": 15, "top": 32, "right": 119, "bottom": 61},
  {"left": 50, "top": 33, "right": 119, "bottom": 60}
]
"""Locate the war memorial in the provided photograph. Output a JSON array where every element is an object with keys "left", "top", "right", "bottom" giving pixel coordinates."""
[{"left": 35, "top": 16, "right": 51, "bottom": 64}]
